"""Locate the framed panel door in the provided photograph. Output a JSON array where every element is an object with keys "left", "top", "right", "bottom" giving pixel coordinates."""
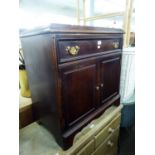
[
  {"left": 100, "top": 55, "right": 121, "bottom": 105},
  {"left": 60, "top": 60, "right": 98, "bottom": 128}
]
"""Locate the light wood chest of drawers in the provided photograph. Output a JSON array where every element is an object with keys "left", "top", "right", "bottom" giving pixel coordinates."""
[{"left": 60, "top": 104, "right": 123, "bottom": 155}]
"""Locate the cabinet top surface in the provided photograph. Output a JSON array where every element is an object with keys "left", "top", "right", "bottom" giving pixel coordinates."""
[{"left": 20, "top": 23, "right": 124, "bottom": 37}]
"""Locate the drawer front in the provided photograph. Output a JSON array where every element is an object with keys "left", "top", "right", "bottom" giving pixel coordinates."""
[
  {"left": 58, "top": 39, "right": 121, "bottom": 63},
  {"left": 94, "top": 113, "right": 121, "bottom": 148},
  {"left": 76, "top": 140, "right": 94, "bottom": 155},
  {"left": 106, "top": 148, "right": 118, "bottom": 155},
  {"left": 93, "top": 128, "right": 119, "bottom": 155}
]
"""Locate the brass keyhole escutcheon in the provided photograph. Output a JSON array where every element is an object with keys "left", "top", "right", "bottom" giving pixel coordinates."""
[
  {"left": 112, "top": 42, "right": 119, "bottom": 48},
  {"left": 65, "top": 46, "right": 80, "bottom": 56}
]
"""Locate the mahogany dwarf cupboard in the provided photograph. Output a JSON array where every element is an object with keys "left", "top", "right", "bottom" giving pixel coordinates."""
[{"left": 20, "top": 24, "right": 123, "bottom": 150}]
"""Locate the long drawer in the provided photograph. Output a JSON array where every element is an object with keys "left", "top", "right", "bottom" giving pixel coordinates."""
[
  {"left": 92, "top": 128, "right": 120, "bottom": 155},
  {"left": 57, "top": 38, "right": 121, "bottom": 63},
  {"left": 76, "top": 140, "right": 94, "bottom": 155},
  {"left": 94, "top": 113, "right": 121, "bottom": 148},
  {"left": 59, "top": 106, "right": 122, "bottom": 155}
]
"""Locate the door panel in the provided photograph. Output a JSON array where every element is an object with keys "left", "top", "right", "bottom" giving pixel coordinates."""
[
  {"left": 100, "top": 56, "right": 121, "bottom": 105},
  {"left": 60, "top": 60, "right": 98, "bottom": 128}
]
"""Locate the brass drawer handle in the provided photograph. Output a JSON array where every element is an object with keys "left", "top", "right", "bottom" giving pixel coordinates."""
[
  {"left": 112, "top": 42, "right": 119, "bottom": 48},
  {"left": 108, "top": 127, "right": 115, "bottom": 133},
  {"left": 107, "top": 140, "right": 114, "bottom": 147},
  {"left": 65, "top": 45, "right": 80, "bottom": 56}
]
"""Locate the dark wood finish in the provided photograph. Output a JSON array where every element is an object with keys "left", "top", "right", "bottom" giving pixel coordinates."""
[
  {"left": 62, "top": 95, "right": 120, "bottom": 148},
  {"left": 20, "top": 24, "right": 123, "bottom": 37},
  {"left": 100, "top": 55, "right": 121, "bottom": 105},
  {"left": 20, "top": 34, "right": 64, "bottom": 147},
  {"left": 60, "top": 59, "right": 97, "bottom": 129},
  {"left": 20, "top": 24, "right": 123, "bottom": 150},
  {"left": 58, "top": 38, "right": 121, "bottom": 63}
]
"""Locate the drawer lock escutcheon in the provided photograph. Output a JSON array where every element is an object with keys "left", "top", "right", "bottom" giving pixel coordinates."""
[{"left": 65, "top": 46, "right": 80, "bottom": 56}]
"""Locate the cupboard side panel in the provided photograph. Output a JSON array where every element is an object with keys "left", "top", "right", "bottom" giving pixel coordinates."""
[{"left": 20, "top": 34, "right": 64, "bottom": 146}]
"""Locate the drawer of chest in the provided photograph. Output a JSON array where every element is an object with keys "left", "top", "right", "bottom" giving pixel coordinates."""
[
  {"left": 57, "top": 39, "right": 121, "bottom": 63},
  {"left": 92, "top": 128, "right": 120, "bottom": 155},
  {"left": 94, "top": 113, "right": 121, "bottom": 148},
  {"left": 76, "top": 139, "right": 94, "bottom": 155}
]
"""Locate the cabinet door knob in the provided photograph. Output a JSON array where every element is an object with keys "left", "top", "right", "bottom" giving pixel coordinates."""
[
  {"left": 65, "top": 45, "right": 80, "bottom": 56},
  {"left": 100, "top": 83, "right": 104, "bottom": 87},
  {"left": 107, "top": 140, "right": 114, "bottom": 147},
  {"left": 112, "top": 41, "right": 119, "bottom": 48},
  {"left": 108, "top": 127, "right": 115, "bottom": 133},
  {"left": 96, "top": 86, "right": 100, "bottom": 90}
]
